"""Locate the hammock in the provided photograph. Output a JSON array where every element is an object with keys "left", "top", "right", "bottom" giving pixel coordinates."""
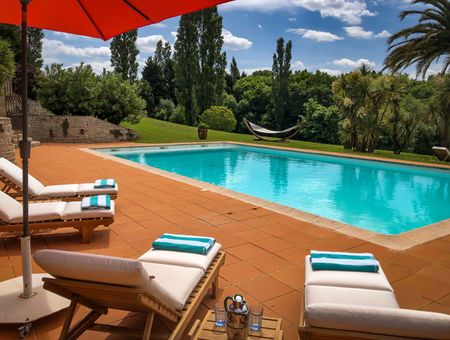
[{"left": 244, "top": 118, "right": 300, "bottom": 142}]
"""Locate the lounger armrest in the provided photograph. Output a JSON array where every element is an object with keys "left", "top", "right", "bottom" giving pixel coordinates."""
[{"left": 305, "top": 303, "right": 450, "bottom": 339}]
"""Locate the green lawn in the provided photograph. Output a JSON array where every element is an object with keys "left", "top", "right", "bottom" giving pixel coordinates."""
[{"left": 123, "top": 117, "right": 447, "bottom": 166}]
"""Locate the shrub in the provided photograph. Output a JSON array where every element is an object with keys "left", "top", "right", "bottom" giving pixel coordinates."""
[
  {"left": 198, "top": 122, "right": 209, "bottom": 129},
  {"left": 97, "top": 72, "right": 146, "bottom": 125},
  {"left": 200, "top": 106, "right": 236, "bottom": 132},
  {"left": 222, "top": 93, "right": 238, "bottom": 113},
  {"left": 300, "top": 99, "right": 340, "bottom": 144},
  {"left": 155, "top": 99, "right": 175, "bottom": 121},
  {"left": 169, "top": 105, "right": 186, "bottom": 124},
  {"left": 0, "top": 39, "right": 15, "bottom": 94}
]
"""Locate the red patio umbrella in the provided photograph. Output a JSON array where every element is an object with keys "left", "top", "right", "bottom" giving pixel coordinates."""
[{"left": 0, "top": 0, "right": 231, "bottom": 331}]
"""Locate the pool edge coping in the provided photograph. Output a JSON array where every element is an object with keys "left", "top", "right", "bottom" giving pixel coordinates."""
[{"left": 81, "top": 142, "right": 450, "bottom": 251}]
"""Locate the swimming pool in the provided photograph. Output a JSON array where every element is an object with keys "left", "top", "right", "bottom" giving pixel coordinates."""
[{"left": 98, "top": 143, "right": 450, "bottom": 235}]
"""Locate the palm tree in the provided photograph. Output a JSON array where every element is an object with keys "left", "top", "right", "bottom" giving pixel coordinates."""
[
  {"left": 384, "top": 0, "right": 450, "bottom": 78},
  {"left": 432, "top": 74, "right": 450, "bottom": 146}
]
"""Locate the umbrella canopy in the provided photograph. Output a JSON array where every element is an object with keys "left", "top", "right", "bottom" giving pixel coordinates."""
[
  {"left": 1, "top": 0, "right": 229, "bottom": 40},
  {"left": 0, "top": 0, "right": 231, "bottom": 327}
]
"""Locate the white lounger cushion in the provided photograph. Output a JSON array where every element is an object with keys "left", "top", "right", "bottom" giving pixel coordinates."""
[
  {"left": 34, "top": 250, "right": 150, "bottom": 288},
  {"left": 305, "top": 285, "right": 399, "bottom": 309},
  {"left": 305, "top": 303, "right": 450, "bottom": 339},
  {"left": 39, "top": 183, "right": 119, "bottom": 198},
  {"left": 77, "top": 183, "right": 119, "bottom": 196},
  {"left": 0, "top": 157, "right": 118, "bottom": 198},
  {"left": 0, "top": 158, "right": 45, "bottom": 195},
  {"left": 38, "top": 184, "right": 79, "bottom": 197},
  {"left": 61, "top": 201, "right": 115, "bottom": 220},
  {"left": 305, "top": 255, "right": 393, "bottom": 292},
  {"left": 138, "top": 242, "right": 222, "bottom": 271},
  {"left": 141, "top": 262, "right": 204, "bottom": 311},
  {"left": 10, "top": 202, "right": 67, "bottom": 223},
  {"left": 0, "top": 190, "right": 23, "bottom": 223}
]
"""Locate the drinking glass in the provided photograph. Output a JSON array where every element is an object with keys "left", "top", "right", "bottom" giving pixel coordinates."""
[
  {"left": 249, "top": 304, "right": 263, "bottom": 331},
  {"left": 214, "top": 303, "right": 226, "bottom": 327}
]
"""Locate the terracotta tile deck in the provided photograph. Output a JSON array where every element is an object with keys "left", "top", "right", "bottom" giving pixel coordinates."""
[{"left": 0, "top": 143, "right": 450, "bottom": 340}]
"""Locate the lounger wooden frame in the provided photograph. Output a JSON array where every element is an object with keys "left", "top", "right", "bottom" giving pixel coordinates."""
[
  {"left": 0, "top": 174, "right": 118, "bottom": 202},
  {"left": 299, "top": 293, "right": 426, "bottom": 340},
  {"left": 42, "top": 251, "right": 226, "bottom": 340},
  {"left": 0, "top": 217, "right": 114, "bottom": 243}
]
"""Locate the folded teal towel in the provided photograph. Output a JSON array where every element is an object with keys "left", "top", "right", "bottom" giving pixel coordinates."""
[
  {"left": 152, "top": 233, "right": 215, "bottom": 254},
  {"left": 94, "top": 179, "right": 116, "bottom": 188},
  {"left": 311, "top": 250, "right": 375, "bottom": 260},
  {"left": 81, "top": 195, "right": 111, "bottom": 210},
  {"left": 310, "top": 251, "right": 379, "bottom": 273}
]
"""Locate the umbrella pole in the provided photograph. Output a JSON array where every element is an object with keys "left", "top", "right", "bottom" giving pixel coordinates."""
[{"left": 19, "top": 0, "right": 33, "bottom": 299}]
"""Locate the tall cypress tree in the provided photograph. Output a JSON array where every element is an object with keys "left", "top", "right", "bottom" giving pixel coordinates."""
[
  {"left": 174, "top": 13, "right": 199, "bottom": 125},
  {"left": 272, "top": 37, "right": 292, "bottom": 129},
  {"left": 197, "top": 7, "right": 225, "bottom": 113},
  {"left": 28, "top": 28, "right": 43, "bottom": 70},
  {"left": 110, "top": 29, "right": 139, "bottom": 81},
  {"left": 230, "top": 57, "right": 240, "bottom": 86}
]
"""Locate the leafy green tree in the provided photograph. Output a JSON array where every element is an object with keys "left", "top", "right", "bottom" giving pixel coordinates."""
[
  {"left": 197, "top": 7, "right": 225, "bottom": 113},
  {"left": 431, "top": 74, "right": 450, "bottom": 147},
  {"left": 97, "top": 72, "right": 145, "bottom": 124},
  {"left": 272, "top": 37, "right": 292, "bottom": 129},
  {"left": 137, "top": 79, "right": 154, "bottom": 115},
  {"left": 230, "top": 57, "right": 240, "bottom": 87},
  {"left": 174, "top": 13, "right": 199, "bottom": 125},
  {"left": 155, "top": 98, "right": 175, "bottom": 121},
  {"left": 0, "top": 24, "right": 43, "bottom": 69},
  {"left": 27, "top": 28, "right": 43, "bottom": 70},
  {"left": 200, "top": 106, "right": 236, "bottom": 132},
  {"left": 0, "top": 39, "right": 15, "bottom": 93},
  {"left": 387, "top": 94, "right": 425, "bottom": 154},
  {"left": 300, "top": 99, "right": 340, "bottom": 144},
  {"left": 110, "top": 29, "right": 139, "bottom": 81},
  {"left": 384, "top": 0, "right": 450, "bottom": 77},
  {"left": 222, "top": 93, "right": 238, "bottom": 113},
  {"left": 169, "top": 106, "right": 186, "bottom": 124}
]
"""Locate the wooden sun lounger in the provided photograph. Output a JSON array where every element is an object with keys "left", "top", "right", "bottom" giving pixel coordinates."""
[
  {"left": 0, "top": 174, "right": 118, "bottom": 202},
  {"left": 42, "top": 251, "right": 226, "bottom": 340},
  {"left": 432, "top": 146, "right": 450, "bottom": 162},
  {"left": 0, "top": 216, "right": 114, "bottom": 243},
  {"left": 244, "top": 118, "right": 301, "bottom": 142}
]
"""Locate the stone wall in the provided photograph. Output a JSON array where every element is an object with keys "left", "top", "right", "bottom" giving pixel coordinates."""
[
  {"left": 28, "top": 100, "right": 139, "bottom": 143},
  {"left": 0, "top": 117, "right": 16, "bottom": 163}
]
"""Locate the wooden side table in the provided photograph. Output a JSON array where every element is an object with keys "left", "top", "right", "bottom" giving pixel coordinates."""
[{"left": 188, "top": 310, "right": 283, "bottom": 339}]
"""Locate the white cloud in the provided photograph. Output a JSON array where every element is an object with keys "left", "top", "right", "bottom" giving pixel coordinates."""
[
  {"left": 319, "top": 68, "right": 342, "bottom": 76},
  {"left": 242, "top": 67, "right": 271, "bottom": 74},
  {"left": 332, "top": 58, "right": 376, "bottom": 68},
  {"left": 287, "top": 28, "right": 343, "bottom": 42},
  {"left": 292, "top": 60, "right": 305, "bottom": 70},
  {"left": 151, "top": 23, "right": 166, "bottom": 28},
  {"left": 375, "top": 30, "right": 391, "bottom": 38},
  {"left": 136, "top": 35, "right": 165, "bottom": 53},
  {"left": 43, "top": 39, "right": 110, "bottom": 58},
  {"left": 258, "top": 24, "right": 263, "bottom": 29},
  {"left": 170, "top": 31, "right": 177, "bottom": 40},
  {"left": 223, "top": 0, "right": 376, "bottom": 24},
  {"left": 289, "top": 17, "right": 297, "bottom": 21},
  {"left": 222, "top": 29, "right": 253, "bottom": 50},
  {"left": 344, "top": 26, "right": 391, "bottom": 39},
  {"left": 52, "top": 32, "right": 93, "bottom": 40},
  {"left": 67, "top": 60, "right": 112, "bottom": 74}
]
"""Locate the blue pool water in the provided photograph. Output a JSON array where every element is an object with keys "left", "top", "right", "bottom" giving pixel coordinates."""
[{"left": 98, "top": 143, "right": 450, "bottom": 234}]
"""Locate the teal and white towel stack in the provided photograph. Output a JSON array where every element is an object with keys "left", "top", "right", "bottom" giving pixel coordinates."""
[
  {"left": 94, "top": 179, "right": 116, "bottom": 188},
  {"left": 152, "top": 233, "right": 215, "bottom": 254},
  {"left": 81, "top": 195, "right": 111, "bottom": 210},
  {"left": 310, "top": 250, "right": 379, "bottom": 273}
]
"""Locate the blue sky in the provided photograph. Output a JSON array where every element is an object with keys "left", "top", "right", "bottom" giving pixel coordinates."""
[{"left": 42, "top": 0, "right": 435, "bottom": 77}]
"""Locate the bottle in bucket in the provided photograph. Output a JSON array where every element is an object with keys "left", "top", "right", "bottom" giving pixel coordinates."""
[{"left": 224, "top": 294, "right": 249, "bottom": 339}]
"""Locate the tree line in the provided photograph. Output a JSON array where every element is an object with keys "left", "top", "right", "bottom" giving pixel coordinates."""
[{"left": 0, "top": 0, "right": 448, "bottom": 155}]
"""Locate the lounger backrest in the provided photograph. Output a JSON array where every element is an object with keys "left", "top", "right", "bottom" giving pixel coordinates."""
[
  {"left": 0, "top": 157, "right": 45, "bottom": 195},
  {"left": 0, "top": 190, "right": 22, "bottom": 223},
  {"left": 34, "top": 249, "right": 151, "bottom": 288}
]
